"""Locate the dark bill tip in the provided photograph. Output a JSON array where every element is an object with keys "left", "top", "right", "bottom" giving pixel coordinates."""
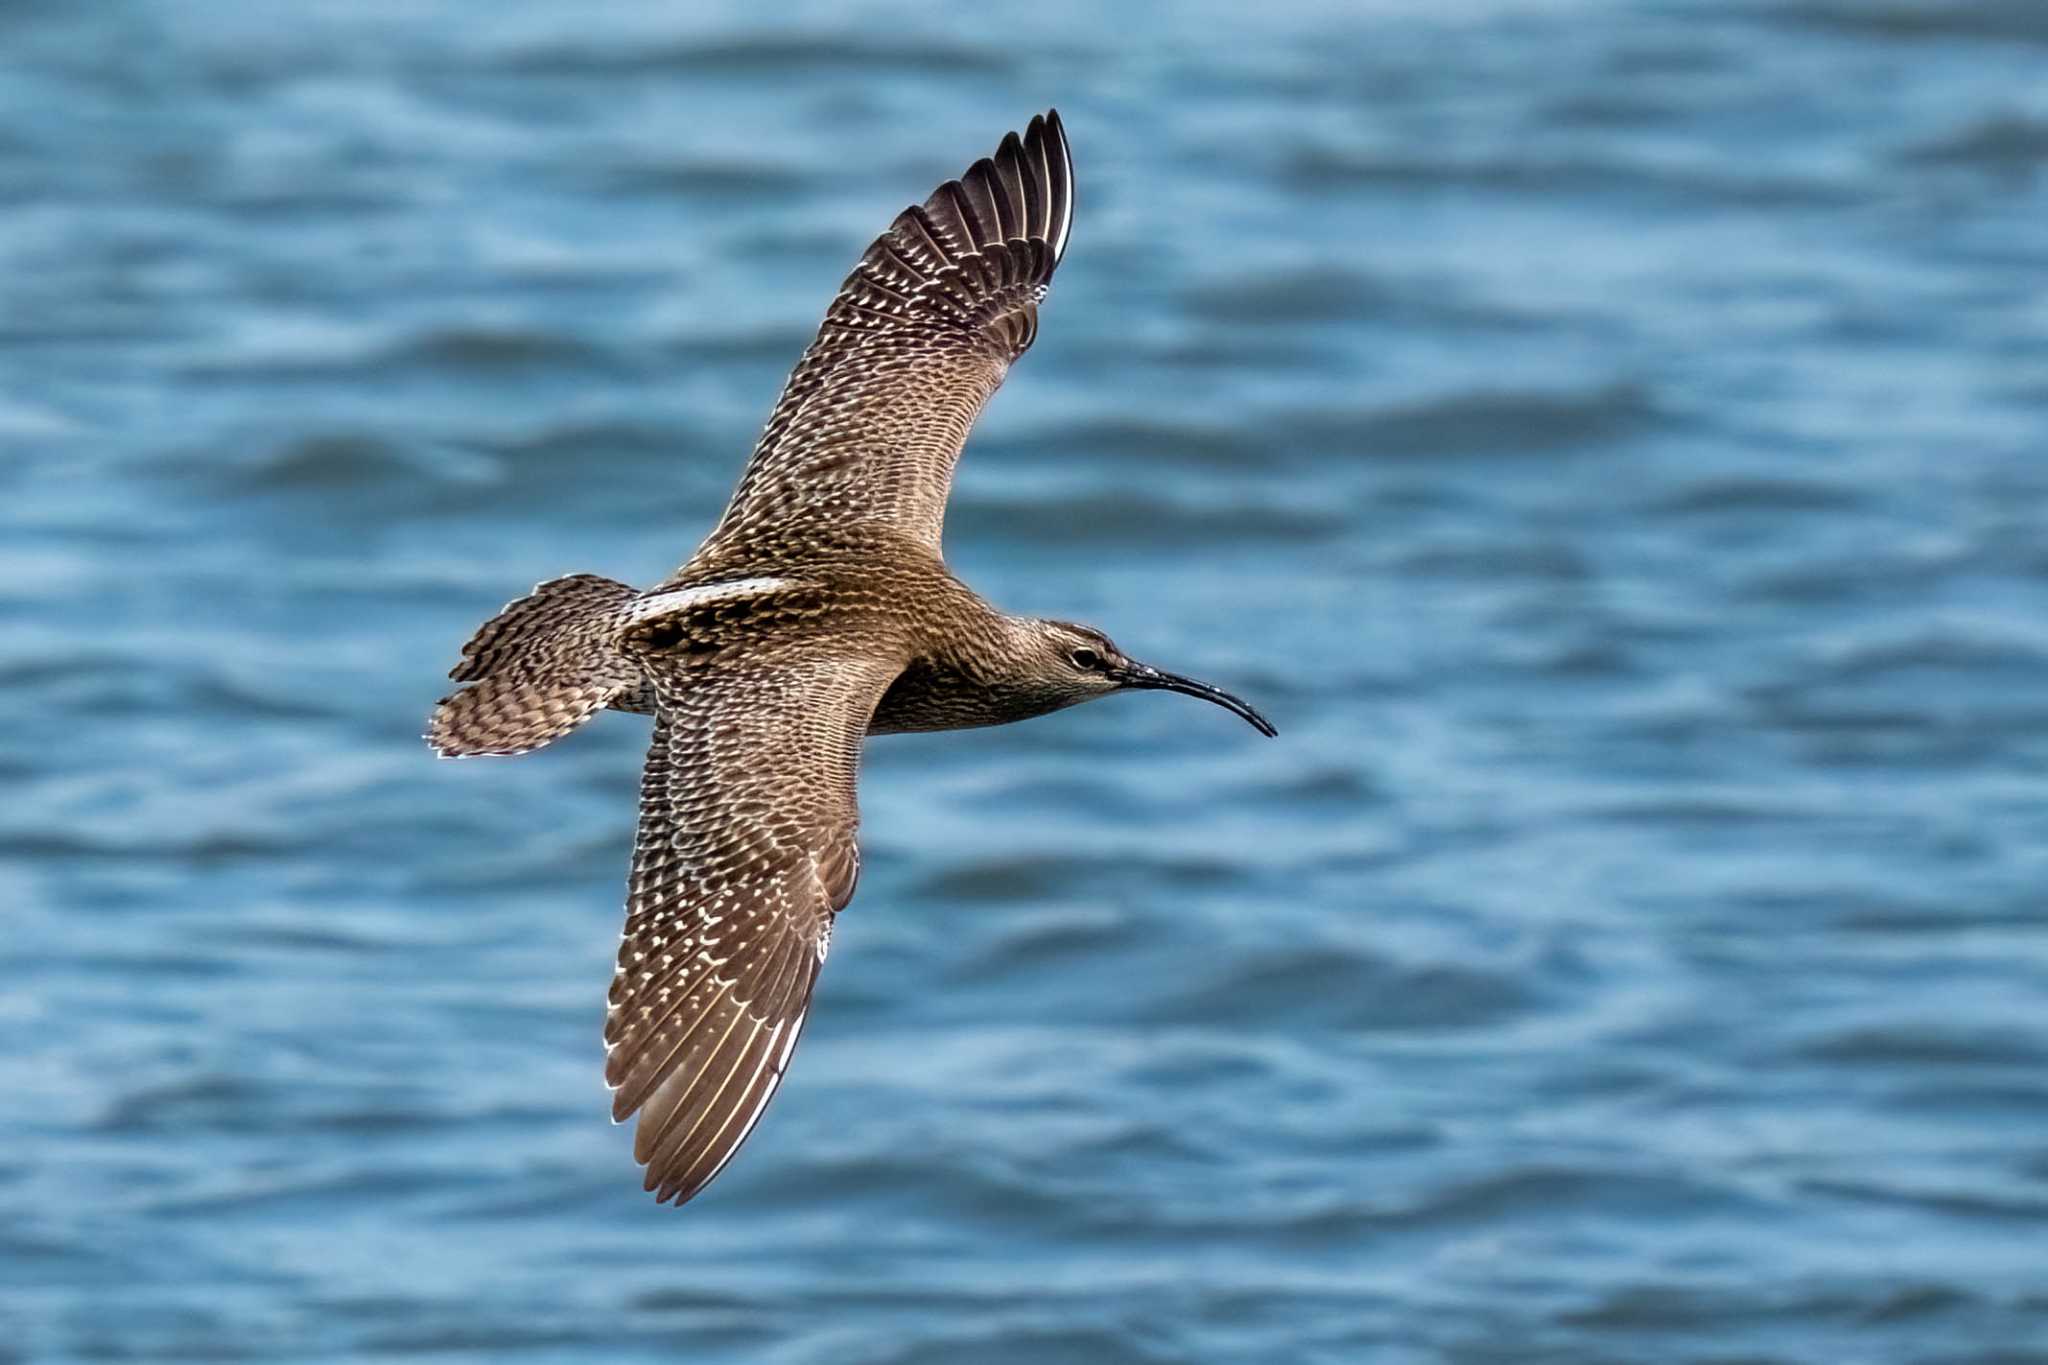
[{"left": 1119, "top": 663, "right": 1277, "bottom": 737}]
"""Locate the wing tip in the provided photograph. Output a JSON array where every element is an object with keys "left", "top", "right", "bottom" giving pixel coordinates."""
[
  {"left": 920, "top": 109, "right": 1075, "bottom": 269},
  {"left": 1029, "top": 108, "right": 1074, "bottom": 264}
]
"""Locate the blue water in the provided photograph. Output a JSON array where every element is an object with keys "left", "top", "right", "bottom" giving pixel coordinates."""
[{"left": 7, "top": 2, "right": 2048, "bottom": 1360}]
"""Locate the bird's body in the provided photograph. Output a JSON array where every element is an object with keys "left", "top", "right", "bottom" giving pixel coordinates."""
[{"left": 429, "top": 112, "right": 1272, "bottom": 1206}]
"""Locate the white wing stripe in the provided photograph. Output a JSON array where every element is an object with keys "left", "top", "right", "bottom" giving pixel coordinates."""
[
  {"left": 1052, "top": 121, "right": 1075, "bottom": 262},
  {"left": 626, "top": 578, "right": 804, "bottom": 622}
]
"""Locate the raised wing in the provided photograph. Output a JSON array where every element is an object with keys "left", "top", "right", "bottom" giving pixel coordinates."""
[
  {"left": 603, "top": 647, "right": 896, "bottom": 1206},
  {"left": 705, "top": 110, "right": 1075, "bottom": 552}
]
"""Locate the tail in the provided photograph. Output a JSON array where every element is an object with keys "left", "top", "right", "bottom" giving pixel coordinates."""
[{"left": 427, "top": 574, "right": 643, "bottom": 758}]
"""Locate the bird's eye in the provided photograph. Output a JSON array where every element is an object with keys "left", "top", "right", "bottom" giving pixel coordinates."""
[{"left": 1069, "top": 647, "right": 1100, "bottom": 670}]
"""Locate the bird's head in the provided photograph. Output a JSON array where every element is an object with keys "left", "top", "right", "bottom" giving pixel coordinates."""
[{"left": 1018, "top": 619, "right": 1277, "bottom": 736}]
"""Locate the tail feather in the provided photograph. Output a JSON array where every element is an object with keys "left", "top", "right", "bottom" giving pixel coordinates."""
[{"left": 428, "top": 574, "right": 641, "bottom": 758}]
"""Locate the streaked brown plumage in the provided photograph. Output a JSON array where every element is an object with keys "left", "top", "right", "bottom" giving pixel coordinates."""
[{"left": 427, "top": 111, "right": 1274, "bottom": 1207}]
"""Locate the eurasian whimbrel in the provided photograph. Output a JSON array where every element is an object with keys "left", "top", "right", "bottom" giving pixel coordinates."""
[{"left": 428, "top": 111, "right": 1274, "bottom": 1206}]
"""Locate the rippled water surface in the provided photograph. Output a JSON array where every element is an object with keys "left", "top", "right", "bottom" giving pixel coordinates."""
[{"left": 8, "top": 2, "right": 2048, "bottom": 1361}]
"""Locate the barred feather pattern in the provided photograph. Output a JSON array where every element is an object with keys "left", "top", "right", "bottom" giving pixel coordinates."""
[
  {"left": 603, "top": 648, "right": 897, "bottom": 1205},
  {"left": 707, "top": 111, "right": 1075, "bottom": 553},
  {"left": 428, "top": 574, "right": 641, "bottom": 757}
]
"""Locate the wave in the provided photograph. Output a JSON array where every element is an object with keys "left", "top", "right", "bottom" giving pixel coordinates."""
[
  {"left": 1143, "top": 943, "right": 1539, "bottom": 1033},
  {"left": 1904, "top": 113, "right": 2048, "bottom": 172},
  {"left": 1769, "top": 0, "right": 2048, "bottom": 47},
  {"left": 494, "top": 32, "right": 1018, "bottom": 79},
  {"left": 1656, "top": 476, "right": 1863, "bottom": 516},
  {"left": 1272, "top": 143, "right": 1861, "bottom": 208},
  {"left": 1292, "top": 382, "right": 1661, "bottom": 458},
  {"left": 948, "top": 488, "right": 1345, "bottom": 549}
]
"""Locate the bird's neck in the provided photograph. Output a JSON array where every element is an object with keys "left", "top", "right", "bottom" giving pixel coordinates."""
[{"left": 869, "top": 610, "right": 1063, "bottom": 734}]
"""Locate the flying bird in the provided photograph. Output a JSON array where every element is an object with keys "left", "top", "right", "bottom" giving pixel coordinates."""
[{"left": 428, "top": 111, "right": 1274, "bottom": 1206}]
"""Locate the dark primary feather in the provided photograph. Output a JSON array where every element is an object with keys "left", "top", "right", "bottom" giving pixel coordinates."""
[{"left": 706, "top": 110, "right": 1074, "bottom": 554}]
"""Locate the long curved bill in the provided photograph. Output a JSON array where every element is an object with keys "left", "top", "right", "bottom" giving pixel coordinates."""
[{"left": 1117, "top": 662, "right": 1277, "bottom": 737}]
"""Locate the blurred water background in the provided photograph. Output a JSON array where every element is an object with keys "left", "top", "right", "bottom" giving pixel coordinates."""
[{"left": 7, "top": 1, "right": 2048, "bottom": 1360}]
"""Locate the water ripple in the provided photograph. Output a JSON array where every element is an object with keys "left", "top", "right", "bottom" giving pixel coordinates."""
[{"left": 9, "top": 3, "right": 2048, "bottom": 1362}]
